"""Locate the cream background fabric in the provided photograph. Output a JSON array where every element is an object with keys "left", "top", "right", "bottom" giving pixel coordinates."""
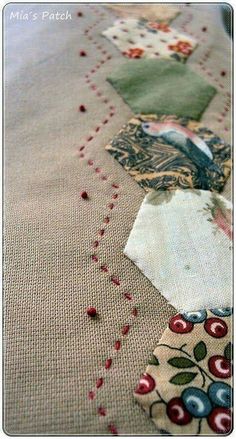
[
  {"left": 4, "top": 3, "right": 232, "bottom": 435},
  {"left": 124, "top": 190, "right": 232, "bottom": 312},
  {"left": 102, "top": 18, "right": 196, "bottom": 61},
  {"left": 134, "top": 308, "right": 233, "bottom": 435}
]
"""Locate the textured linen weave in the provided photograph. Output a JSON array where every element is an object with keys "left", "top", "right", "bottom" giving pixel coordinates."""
[{"left": 4, "top": 3, "right": 232, "bottom": 435}]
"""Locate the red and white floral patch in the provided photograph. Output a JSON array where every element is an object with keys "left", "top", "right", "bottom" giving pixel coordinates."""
[{"left": 102, "top": 18, "right": 197, "bottom": 62}]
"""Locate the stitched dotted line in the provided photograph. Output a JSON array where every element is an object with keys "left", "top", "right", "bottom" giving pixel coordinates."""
[
  {"left": 76, "top": 104, "right": 115, "bottom": 158},
  {"left": 197, "top": 50, "right": 231, "bottom": 130},
  {"left": 76, "top": 12, "right": 116, "bottom": 159},
  {"left": 83, "top": 7, "right": 140, "bottom": 434},
  {"left": 180, "top": 11, "right": 231, "bottom": 132},
  {"left": 86, "top": 172, "right": 138, "bottom": 436},
  {"left": 77, "top": 8, "right": 135, "bottom": 434},
  {"left": 180, "top": 11, "right": 207, "bottom": 44}
]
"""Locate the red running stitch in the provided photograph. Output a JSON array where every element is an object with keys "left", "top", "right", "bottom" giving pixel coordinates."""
[
  {"left": 180, "top": 17, "right": 227, "bottom": 89},
  {"left": 87, "top": 176, "right": 137, "bottom": 404},
  {"left": 114, "top": 340, "right": 121, "bottom": 351},
  {"left": 121, "top": 325, "right": 130, "bottom": 336},
  {"left": 111, "top": 276, "right": 120, "bottom": 286},
  {"left": 96, "top": 377, "right": 104, "bottom": 389},
  {"left": 105, "top": 358, "right": 112, "bottom": 370},
  {"left": 87, "top": 160, "right": 109, "bottom": 182},
  {"left": 124, "top": 292, "right": 133, "bottom": 301},
  {"left": 84, "top": 9, "right": 139, "bottom": 432},
  {"left": 76, "top": 107, "right": 115, "bottom": 155},
  {"left": 98, "top": 407, "right": 106, "bottom": 417},
  {"left": 76, "top": 15, "right": 116, "bottom": 158},
  {"left": 101, "top": 265, "right": 108, "bottom": 272},
  {"left": 91, "top": 255, "right": 98, "bottom": 262},
  {"left": 180, "top": 13, "right": 231, "bottom": 131},
  {"left": 88, "top": 391, "right": 95, "bottom": 400},
  {"left": 108, "top": 424, "right": 118, "bottom": 435}
]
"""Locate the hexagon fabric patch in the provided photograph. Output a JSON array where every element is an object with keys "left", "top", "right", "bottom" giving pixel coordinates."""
[
  {"left": 124, "top": 189, "right": 232, "bottom": 312},
  {"left": 105, "top": 114, "right": 231, "bottom": 193},
  {"left": 107, "top": 59, "right": 216, "bottom": 120},
  {"left": 103, "top": 19, "right": 196, "bottom": 62},
  {"left": 134, "top": 308, "right": 233, "bottom": 435}
]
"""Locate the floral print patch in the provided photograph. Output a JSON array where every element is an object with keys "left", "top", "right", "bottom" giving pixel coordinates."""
[
  {"left": 102, "top": 19, "right": 197, "bottom": 62},
  {"left": 203, "top": 194, "right": 232, "bottom": 240},
  {"left": 124, "top": 190, "right": 232, "bottom": 311},
  {"left": 105, "top": 115, "right": 231, "bottom": 193},
  {"left": 134, "top": 308, "right": 233, "bottom": 435}
]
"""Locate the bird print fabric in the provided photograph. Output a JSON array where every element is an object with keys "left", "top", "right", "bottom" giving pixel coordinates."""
[
  {"left": 141, "top": 121, "right": 223, "bottom": 183},
  {"left": 105, "top": 115, "right": 231, "bottom": 193}
]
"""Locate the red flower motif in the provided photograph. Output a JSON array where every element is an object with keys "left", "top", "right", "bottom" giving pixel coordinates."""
[
  {"left": 147, "top": 22, "right": 170, "bottom": 32},
  {"left": 208, "top": 355, "right": 232, "bottom": 378},
  {"left": 169, "top": 314, "right": 193, "bottom": 334},
  {"left": 208, "top": 408, "right": 232, "bottom": 433},
  {"left": 135, "top": 373, "right": 155, "bottom": 394},
  {"left": 168, "top": 40, "right": 193, "bottom": 56},
  {"left": 124, "top": 47, "right": 144, "bottom": 59},
  {"left": 204, "top": 318, "right": 228, "bottom": 338}
]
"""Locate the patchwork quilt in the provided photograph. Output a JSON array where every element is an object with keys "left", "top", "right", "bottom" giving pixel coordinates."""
[{"left": 4, "top": 3, "right": 232, "bottom": 436}]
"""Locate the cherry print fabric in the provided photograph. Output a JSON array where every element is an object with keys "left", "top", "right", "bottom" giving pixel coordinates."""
[
  {"left": 102, "top": 18, "right": 197, "bottom": 62},
  {"left": 105, "top": 114, "right": 231, "bottom": 193},
  {"left": 4, "top": 3, "right": 232, "bottom": 436},
  {"left": 124, "top": 189, "right": 232, "bottom": 312},
  {"left": 134, "top": 308, "right": 233, "bottom": 435}
]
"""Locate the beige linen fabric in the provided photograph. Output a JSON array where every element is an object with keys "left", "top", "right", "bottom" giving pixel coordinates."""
[
  {"left": 4, "top": 3, "right": 232, "bottom": 435},
  {"left": 106, "top": 4, "right": 180, "bottom": 22}
]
